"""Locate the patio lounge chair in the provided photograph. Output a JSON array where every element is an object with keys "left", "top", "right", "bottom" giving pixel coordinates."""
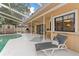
[
  {"left": 30, "top": 35, "right": 43, "bottom": 42},
  {"left": 35, "top": 34, "right": 67, "bottom": 55}
]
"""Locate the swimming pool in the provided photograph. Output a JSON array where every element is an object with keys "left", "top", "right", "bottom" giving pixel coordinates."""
[{"left": 0, "top": 34, "right": 22, "bottom": 52}]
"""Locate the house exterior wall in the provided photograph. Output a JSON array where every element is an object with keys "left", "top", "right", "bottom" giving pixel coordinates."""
[
  {"left": 45, "top": 15, "right": 51, "bottom": 39},
  {"left": 27, "top": 3, "right": 79, "bottom": 52},
  {"left": 50, "top": 3, "right": 79, "bottom": 52}
]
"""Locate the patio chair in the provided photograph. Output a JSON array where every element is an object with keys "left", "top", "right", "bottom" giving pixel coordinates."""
[
  {"left": 30, "top": 35, "right": 43, "bottom": 42},
  {"left": 35, "top": 34, "right": 67, "bottom": 55}
]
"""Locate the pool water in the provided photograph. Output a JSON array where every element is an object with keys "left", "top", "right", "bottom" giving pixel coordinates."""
[{"left": 0, "top": 34, "right": 22, "bottom": 52}]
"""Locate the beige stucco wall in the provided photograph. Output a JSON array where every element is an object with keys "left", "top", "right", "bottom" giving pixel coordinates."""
[{"left": 50, "top": 3, "right": 79, "bottom": 52}]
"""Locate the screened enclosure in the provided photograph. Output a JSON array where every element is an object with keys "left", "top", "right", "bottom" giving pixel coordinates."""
[{"left": 0, "top": 3, "right": 45, "bottom": 26}]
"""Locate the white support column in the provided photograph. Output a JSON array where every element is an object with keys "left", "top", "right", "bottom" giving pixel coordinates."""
[
  {"left": 50, "top": 16, "right": 53, "bottom": 40},
  {"left": 31, "top": 21, "right": 33, "bottom": 34},
  {"left": 43, "top": 16, "right": 45, "bottom": 41}
]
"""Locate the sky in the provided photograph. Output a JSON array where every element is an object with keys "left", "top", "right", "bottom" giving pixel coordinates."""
[
  {"left": 23, "top": 3, "right": 41, "bottom": 20},
  {"left": 30, "top": 3, "right": 41, "bottom": 13}
]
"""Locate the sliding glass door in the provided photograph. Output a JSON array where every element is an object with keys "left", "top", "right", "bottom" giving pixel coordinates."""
[{"left": 36, "top": 24, "right": 43, "bottom": 34}]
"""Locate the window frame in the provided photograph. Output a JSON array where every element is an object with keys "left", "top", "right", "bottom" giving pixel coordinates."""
[{"left": 51, "top": 9, "right": 78, "bottom": 33}]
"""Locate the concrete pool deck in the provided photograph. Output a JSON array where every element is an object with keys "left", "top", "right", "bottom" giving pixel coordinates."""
[
  {"left": 0, "top": 33, "right": 40, "bottom": 56},
  {"left": 0, "top": 33, "right": 79, "bottom": 56}
]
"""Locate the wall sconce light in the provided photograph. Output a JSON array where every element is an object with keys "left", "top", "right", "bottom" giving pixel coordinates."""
[{"left": 66, "top": 24, "right": 70, "bottom": 27}]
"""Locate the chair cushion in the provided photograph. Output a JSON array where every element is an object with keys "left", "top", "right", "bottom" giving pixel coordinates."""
[
  {"left": 55, "top": 34, "right": 67, "bottom": 44},
  {"left": 35, "top": 42, "right": 58, "bottom": 51}
]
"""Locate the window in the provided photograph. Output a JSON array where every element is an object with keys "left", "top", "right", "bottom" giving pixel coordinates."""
[
  {"left": 54, "top": 12, "right": 75, "bottom": 32},
  {"left": 50, "top": 22, "right": 51, "bottom": 30}
]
